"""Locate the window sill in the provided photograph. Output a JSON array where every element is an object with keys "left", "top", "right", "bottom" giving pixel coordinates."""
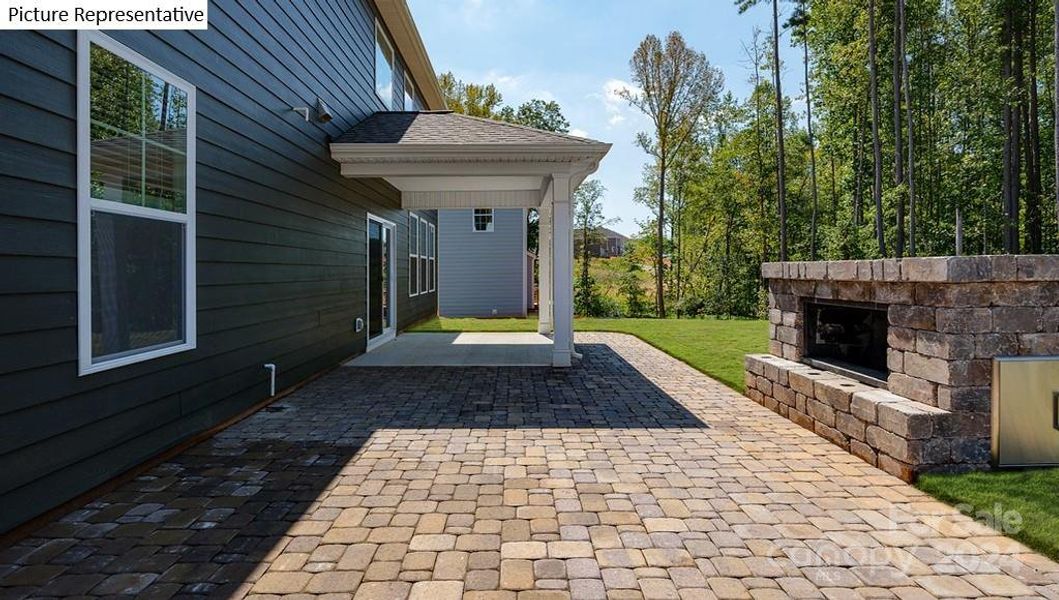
[{"left": 80, "top": 340, "right": 196, "bottom": 376}]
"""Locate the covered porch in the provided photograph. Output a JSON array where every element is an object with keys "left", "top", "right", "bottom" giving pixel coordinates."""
[{"left": 329, "top": 111, "right": 611, "bottom": 366}]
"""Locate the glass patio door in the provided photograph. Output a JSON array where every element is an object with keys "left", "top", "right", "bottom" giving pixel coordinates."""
[{"left": 367, "top": 215, "right": 396, "bottom": 349}]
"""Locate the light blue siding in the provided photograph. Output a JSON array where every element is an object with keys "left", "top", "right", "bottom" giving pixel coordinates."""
[{"left": 439, "top": 209, "right": 526, "bottom": 317}]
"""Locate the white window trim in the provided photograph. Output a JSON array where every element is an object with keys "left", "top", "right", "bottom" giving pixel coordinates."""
[
  {"left": 77, "top": 31, "right": 197, "bottom": 376},
  {"left": 408, "top": 212, "right": 419, "bottom": 297},
  {"left": 418, "top": 216, "right": 428, "bottom": 295},
  {"left": 404, "top": 72, "right": 416, "bottom": 111},
  {"left": 473, "top": 208, "right": 494, "bottom": 233},
  {"left": 428, "top": 222, "right": 436, "bottom": 292},
  {"left": 374, "top": 18, "right": 395, "bottom": 107}
]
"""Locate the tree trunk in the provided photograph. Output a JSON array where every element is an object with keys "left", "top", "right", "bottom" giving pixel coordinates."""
[
  {"left": 1003, "top": 0, "right": 1022, "bottom": 253},
  {"left": 804, "top": 39, "right": 820, "bottom": 260},
  {"left": 751, "top": 35, "right": 771, "bottom": 266},
  {"left": 902, "top": 0, "right": 916, "bottom": 255},
  {"left": 894, "top": 0, "right": 906, "bottom": 258},
  {"left": 855, "top": 104, "right": 865, "bottom": 226},
  {"left": 1025, "top": 0, "right": 1043, "bottom": 253},
  {"left": 657, "top": 154, "right": 666, "bottom": 318},
  {"left": 869, "top": 0, "right": 886, "bottom": 255},
  {"left": 772, "top": 0, "right": 788, "bottom": 261}
]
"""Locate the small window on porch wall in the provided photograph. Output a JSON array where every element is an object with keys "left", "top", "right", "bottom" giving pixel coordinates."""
[
  {"left": 408, "top": 213, "right": 419, "bottom": 296},
  {"left": 473, "top": 208, "right": 493, "bottom": 232}
]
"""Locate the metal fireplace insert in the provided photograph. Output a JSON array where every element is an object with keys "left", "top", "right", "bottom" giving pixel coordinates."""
[{"left": 804, "top": 299, "right": 889, "bottom": 387}]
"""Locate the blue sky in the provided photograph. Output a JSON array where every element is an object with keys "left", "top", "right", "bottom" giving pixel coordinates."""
[{"left": 407, "top": 0, "right": 806, "bottom": 236}]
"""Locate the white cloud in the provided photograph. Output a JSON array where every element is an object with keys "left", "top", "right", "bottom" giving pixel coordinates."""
[
  {"left": 569, "top": 128, "right": 589, "bottom": 138},
  {"left": 596, "top": 78, "right": 640, "bottom": 129}
]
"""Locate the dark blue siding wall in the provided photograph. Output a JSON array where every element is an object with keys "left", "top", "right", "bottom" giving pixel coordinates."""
[{"left": 0, "top": 0, "right": 436, "bottom": 533}]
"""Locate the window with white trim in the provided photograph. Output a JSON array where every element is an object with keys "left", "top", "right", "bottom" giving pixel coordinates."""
[
  {"left": 408, "top": 212, "right": 419, "bottom": 296},
  {"left": 419, "top": 217, "right": 428, "bottom": 293},
  {"left": 428, "top": 223, "right": 436, "bottom": 292},
  {"left": 404, "top": 73, "right": 416, "bottom": 111},
  {"left": 473, "top": 208, "right": 494, "bottom": 232},
  {"left": 375, "top": 20, "right": 395, "bottom": 107},
  {"left": 78, "top": 32, "right": 196, "bottom": 375}
]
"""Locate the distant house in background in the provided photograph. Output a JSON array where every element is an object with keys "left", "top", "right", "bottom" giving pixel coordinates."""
[
  {"left": 439, "top": 208, "right": 533, "bottom": 317},
  {"left": 577, "top": 226, "right": 629, "bottom": 258}
]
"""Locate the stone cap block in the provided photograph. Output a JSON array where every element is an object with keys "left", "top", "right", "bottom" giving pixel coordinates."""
[{"left": 761, "top": 255, "right": 1059, "bottom": 283}]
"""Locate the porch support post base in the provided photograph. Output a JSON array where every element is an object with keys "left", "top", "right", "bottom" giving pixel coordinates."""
[
  {"left": 550, "top": 173, "right": 574, "bottom": 367},
  {"left": 537, "top": 182, "right": 553, "bottom": 335}
]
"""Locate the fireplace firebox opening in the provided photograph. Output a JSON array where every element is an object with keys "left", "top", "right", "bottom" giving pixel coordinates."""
[{"left": 804, "top": 300, "right": 889, "bottom": 387}]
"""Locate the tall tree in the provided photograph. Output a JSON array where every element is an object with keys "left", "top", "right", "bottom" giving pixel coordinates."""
[
  {"left": 437, "top": 72, "right": 504, "bottom": 117},
  {"left": 621, "top": 32, "right": 723, "bottom": 317},
  {"left": 869, "top": 0, "right": 886, "bottom": 255},
  {"left": 573, "top": 179, "right": 608, "bottom": 317},
  {"left": 1024, "top": 0, "right": 1043, "bottom": 253},
  {"left": 499, "top": 99, "right": 571, "bottom": 133},
  {"left": 901, "top": 0, "right": 917, "bottom": 255},
  {"left": 894, "top": 0, "right": 906, "bottom": 257},
  {"left": 789, "top": 2, "right": 819, "bottom": 259},
  {"left": 1001, "top": 0, "right": 1022, "bottom": 253},
  {"left": 738, "top": 0, "right": 790, "bottom": 261}
]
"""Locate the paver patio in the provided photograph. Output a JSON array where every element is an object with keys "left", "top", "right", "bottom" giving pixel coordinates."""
[{"left": 2, "top": 333, "right": 1057, "bottom": 599}]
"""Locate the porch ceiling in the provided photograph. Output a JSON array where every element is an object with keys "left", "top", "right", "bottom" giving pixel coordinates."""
[{"left": 329, "top": 111, "right": 611, "bottom": 209}]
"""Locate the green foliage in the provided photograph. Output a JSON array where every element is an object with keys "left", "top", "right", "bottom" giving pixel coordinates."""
[
  {"left": 500, "top": 99, "right": 570, "bottom": 133},
  {"left": 437, "top": 71, "right": 504, "bottom": 117},
  {"left": 619, "top": 263, "right": 651, "bottom": 317}
]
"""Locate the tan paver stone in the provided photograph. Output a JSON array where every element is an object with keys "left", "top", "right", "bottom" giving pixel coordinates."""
[
  {"left": 501, "top": 559, "right": 535, "bottom": 590},
  {"left": 409, "top": 580, "right": 463, "bottom": 600},
  {"left": 709, "top": 577, "right": 753, "bottom": 600},
  {"left": 353, "top": 581, "right": 412, "bottom": 600},
  {"left": 504, "top": 541, "right": 549, "bottom": 559},
  {"left": 915, "top": 575, "right": 982, "bottom": 597},
  {"left": 409, "top": 534, "right": 456, "bottom": 551},
  {"left": 306, "top": 570, "right": 363, "bottom": 593},
  {"left": 434, "top": 550, "right": 469, "bottom": 580},
  {"left": 964, "top": 574, "right": 1037, "bottom": 597},
  {"left": 252, "top": 572, "right": 311, "bottom": 594},
  {"left": 549, "top": 541, "right": 595, "bottom": 559}
]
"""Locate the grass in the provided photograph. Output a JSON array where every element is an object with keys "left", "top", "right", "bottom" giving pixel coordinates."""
[
  {"left": 408, "top": 316, "right": 768, "bottom": 391},
  {"left": 916, "top": 468, "right": 1059, "bottom": 561}
]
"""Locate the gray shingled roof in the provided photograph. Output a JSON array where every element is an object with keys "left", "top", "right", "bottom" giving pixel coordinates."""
[{"left": 334, "top": 111, "right": 603, "bottom": 146}]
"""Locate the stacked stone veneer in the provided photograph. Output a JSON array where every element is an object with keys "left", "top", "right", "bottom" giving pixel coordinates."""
[{"left": 745, "top": 255, "right": 1059, "bottom": 481}]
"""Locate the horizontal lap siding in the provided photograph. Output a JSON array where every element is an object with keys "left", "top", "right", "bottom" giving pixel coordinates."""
[
  {"left": 0, "top": 0, "right": 435, "bottom": 533},
  {"left": 438, "top": 209, "right": 526, "bottom": 318}
]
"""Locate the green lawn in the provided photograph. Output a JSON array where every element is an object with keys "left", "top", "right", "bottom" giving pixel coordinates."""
[
  {"left": 916, "top": 468, "right": 1059, "bottom": 561},
  {"left": 408, "top": 316, "right": 768, "bottom": 391}
]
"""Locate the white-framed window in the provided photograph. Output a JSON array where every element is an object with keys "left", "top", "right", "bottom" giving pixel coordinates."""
[
  {"left": 404, "top": 73, "right": 416, "bottom": 111},
  {"left": 375, "top": 19, "right": 395, "bottom": 107},
  {"left": 77, "top": 32, "right": 196, "bottom": 375},
  {"left": 473, "top": 208, "right": 494, "bottom": 232},
  {"left": 428, "top": 222, "right": 436, "bottom": 292},
  {"left": 408, "top": 212, "right": 419, "bottom": 296},
  {"left": 419, "top": 217, "right": 428, "bottom": 293}
]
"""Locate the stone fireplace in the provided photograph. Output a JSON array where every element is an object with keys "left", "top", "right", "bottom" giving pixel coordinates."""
[{"left": 744, "top": 255, "right": 1059, "bottom": 480}]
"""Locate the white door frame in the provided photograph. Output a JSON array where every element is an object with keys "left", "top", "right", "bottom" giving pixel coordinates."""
[{"left": 366, "top": 213, "right": 397, "bottom": 351}]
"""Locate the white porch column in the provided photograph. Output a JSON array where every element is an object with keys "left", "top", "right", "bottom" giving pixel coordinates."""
[
  {"left": 550, "top": 173, "right": 574, "bottom": 367},
  {"left": 537, "top": 186, "right": 553, "bottom": 335}
]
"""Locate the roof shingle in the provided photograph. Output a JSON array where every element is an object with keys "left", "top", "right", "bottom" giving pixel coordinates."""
[{"left": 334, "top": 111, "right": 603, "bottom": 146}]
